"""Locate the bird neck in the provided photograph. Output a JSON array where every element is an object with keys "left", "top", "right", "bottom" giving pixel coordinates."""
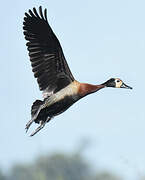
[{"left": 78, "top": 83, "right": 105, "bottom": 97}]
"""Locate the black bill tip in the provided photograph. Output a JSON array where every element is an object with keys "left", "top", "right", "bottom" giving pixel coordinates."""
[{"left": 121, "top": 83, "right": 133, "bottom": 89}]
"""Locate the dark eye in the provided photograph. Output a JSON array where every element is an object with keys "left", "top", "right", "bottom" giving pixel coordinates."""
[{"left": 117, "top": 80, "right": 120, "bottom": 83}]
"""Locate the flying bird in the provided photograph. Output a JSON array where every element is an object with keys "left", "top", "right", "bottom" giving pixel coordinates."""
[{"left": 23, "top": 6, "right": 132, "bottom": 136}]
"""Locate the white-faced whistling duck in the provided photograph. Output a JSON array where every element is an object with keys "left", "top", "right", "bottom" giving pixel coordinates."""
[{"left": 23, "top": 6, "right": 132, "bottom": 136}]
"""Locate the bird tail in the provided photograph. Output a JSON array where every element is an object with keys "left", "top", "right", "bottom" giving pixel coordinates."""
[
  {"left": 31, "top": 100, "right": 43, "bottom": 119},
  {"left": 26, "top": 99, "right": 52, "bottom": 136}
]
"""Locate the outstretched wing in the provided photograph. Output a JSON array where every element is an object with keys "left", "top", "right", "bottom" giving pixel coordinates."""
[{"left": 23, "top": 6, "right": 75, "bottom": 96}]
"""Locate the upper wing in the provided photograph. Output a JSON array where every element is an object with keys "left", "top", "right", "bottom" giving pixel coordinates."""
[{"left": 23, "top": 6, "right": 75, "bottom": 95}]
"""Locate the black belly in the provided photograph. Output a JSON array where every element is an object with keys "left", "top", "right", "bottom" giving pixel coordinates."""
[{"left": 36, "top": 95, "right": 78, "bottom": 123}]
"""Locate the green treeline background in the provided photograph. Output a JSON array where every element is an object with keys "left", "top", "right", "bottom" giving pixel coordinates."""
[{"left": 0, "top": 149, "right": 145, "bottom": 180}]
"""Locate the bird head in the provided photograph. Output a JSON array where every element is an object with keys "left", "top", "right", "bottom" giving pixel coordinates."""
[{"left": 102, "top": 78, "right": 132, "bottom": 89}]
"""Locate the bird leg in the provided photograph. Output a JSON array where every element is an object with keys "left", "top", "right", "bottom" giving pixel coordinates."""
[
  {"left": 25, "top": 107, "right": 42, "bottom": 132},
  {"left": 30, "top": 117, "right": 51, "bottom": 136},
  {"left": 25, "top": 119, "right": 34, "bottom": 133},
  {"left": 29, "top": 121, "right": 45, "bottom": 137}
]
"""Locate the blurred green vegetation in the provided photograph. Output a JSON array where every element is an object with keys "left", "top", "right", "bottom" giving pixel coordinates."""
[
  {"left": 0, "top": 170, "right": 6, "bottom": 180},
  {"left": 0, "top": 151, "right": 123, "bottom": 180},
  {"left": 0, "top": 142, "right": 144, "bottom": 180}
]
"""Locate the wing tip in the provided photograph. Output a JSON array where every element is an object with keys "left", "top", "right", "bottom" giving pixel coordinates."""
[{"left": 24, "top": 6, "right": 48, "bottom": 22}]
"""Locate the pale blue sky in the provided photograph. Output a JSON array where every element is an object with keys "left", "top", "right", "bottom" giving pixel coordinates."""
[{"left": 0, "top": 0, "right": 145, "bottom": 179}]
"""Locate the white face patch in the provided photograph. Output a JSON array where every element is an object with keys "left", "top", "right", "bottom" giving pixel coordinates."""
[{"left": 115, "top": 78, "right": 123, "bottom": 88}]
